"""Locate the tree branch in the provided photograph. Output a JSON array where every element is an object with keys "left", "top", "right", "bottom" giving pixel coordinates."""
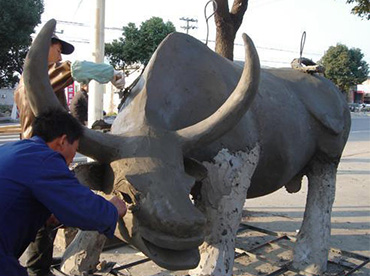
[{"left": 230, "top": 0, "right": 249, "bottom": 30}]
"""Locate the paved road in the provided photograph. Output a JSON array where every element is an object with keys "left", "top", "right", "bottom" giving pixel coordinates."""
[
  {"left": 0, "top": 132, "right": 19, "bottom": 145},
  {"left": 349, "top": 114, "right": 370, "bottom": 142}
]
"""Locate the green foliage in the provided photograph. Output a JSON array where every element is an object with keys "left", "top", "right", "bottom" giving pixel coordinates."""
[
  {"left": 105, "top": 17, "right": 176, "bottom": 68},
  {"left": 346, "top": 0, "right": 370, "bottom": 20},
  {"left": 0, "top": 0, "right": 44, "bottom": 88},
  {"left": 319, "top": 44, "right": 369, "bottom": 93}
]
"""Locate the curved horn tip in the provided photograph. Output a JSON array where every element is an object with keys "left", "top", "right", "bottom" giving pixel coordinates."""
[
  {"left": 48, "top": 18, "right": 57, "bottom": 24},
  {"left": 242, "top": 33, "right": 247, "bottom": 42},
  {"left": 43, "top": 18, "right": 57, "bottom": 31},
  {"left": 242, "top": 33, "right": 253, "bottom": 46}
]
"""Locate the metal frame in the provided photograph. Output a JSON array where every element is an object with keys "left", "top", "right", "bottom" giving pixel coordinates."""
[{"left": 50, "top": 223, "right": 370, "bottom": 276}]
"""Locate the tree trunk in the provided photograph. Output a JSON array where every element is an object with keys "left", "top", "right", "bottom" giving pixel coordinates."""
[{"left": 214, "top": 0, "right": 249, "bottom": 61}]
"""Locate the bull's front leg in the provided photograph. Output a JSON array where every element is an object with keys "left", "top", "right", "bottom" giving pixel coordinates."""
[
  {"left": 189, "top": 146, "right": 260, "bottom": 276},
  {"left": 60, "top": 230, "right": 106, "bottom": 274},
  {"left": 292, "top": 158, "right": 337, "bottom": 275},
  {"left": 60, "top": 191, "right": 116, "bottom": 275}
]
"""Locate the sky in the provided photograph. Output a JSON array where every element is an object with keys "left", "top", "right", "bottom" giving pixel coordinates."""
[{"left": 38, "top": 0, "right": 370, "bottom": 69}]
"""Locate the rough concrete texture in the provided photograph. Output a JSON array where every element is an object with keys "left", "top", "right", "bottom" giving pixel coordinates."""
[
  {"left": 292, "top": 161, "right": 336, "bottom": 274},
  {"left": 54, "top": 227, "right": 78, "bottom": 250},
  {"left": 189, "top": 147, "right": 259, "bottom": 276},
  {"left": 61, "top": 231, "right": 107, "bottom": 275}
]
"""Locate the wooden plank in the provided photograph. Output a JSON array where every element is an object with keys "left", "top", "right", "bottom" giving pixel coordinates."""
[{"left": 0, "top": 125, "right": 21, "bottom": 134}]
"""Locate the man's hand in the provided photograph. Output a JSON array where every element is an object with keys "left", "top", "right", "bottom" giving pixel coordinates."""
[
  {"left": 109, "top": 196, "right": 127, "bottom": 218},
  {"left": 111, "top": 70, "right": 126, "bottom": 89}
]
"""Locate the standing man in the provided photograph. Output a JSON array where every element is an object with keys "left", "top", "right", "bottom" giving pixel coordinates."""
[
  {"left": 0, "top": 110, "right": 127, "bottom": 276},
  {"left": 70, "top": 84, "right": 89, "bottom": 125},
  {"left": 14, "top": 33, "right": 125, "bottom": 276},
  {"left": 15, "top": 33, "right": 125, "bottom": 139}
]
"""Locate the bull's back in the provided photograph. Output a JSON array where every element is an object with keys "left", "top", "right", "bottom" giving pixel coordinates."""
[
  {"left": 121, "top": 35, "right": 349, "bottom": 198},
  {"left": 163, "top": 68, "right": 348, "bottom": 198}
]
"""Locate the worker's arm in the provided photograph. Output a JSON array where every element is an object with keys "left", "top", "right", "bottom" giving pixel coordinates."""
[
  {"left": 48, "top": 61, "right": 74, "bottom": 92},
  {"left": 48, "top": 61, "right": 74, "bottom": 110},
  {"left": 71, "top": 60, "right": 125, "bottom": 89},
  {"left": 32, "top": 152, "right": 126, "bottom": 238}
]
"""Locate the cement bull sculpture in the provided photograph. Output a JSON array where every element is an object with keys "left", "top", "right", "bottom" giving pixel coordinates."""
[{"left": 24, "top": 19, "right": 350, "bottom": 275}]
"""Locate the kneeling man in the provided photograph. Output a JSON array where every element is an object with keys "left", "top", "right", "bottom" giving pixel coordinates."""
[{"left": 0, "top": 110, "right": 126, "bottom": 276}]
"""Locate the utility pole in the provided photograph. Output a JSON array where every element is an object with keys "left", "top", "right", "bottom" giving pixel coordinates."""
[
  {"left": 179, "top": 17, "right": 198, "bottom": 34},
  {"left": 88, "top": 0, "right": 105, "bottom": 128}
]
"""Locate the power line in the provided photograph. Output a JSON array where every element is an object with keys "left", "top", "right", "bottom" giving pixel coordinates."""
[
  {"left": 180, "top": 17, "right": 198, "bottom": 34},
  {"left": 202, "top": 39, "right": 321, "bottom": 56},
  {"left": 42, "top": 20, "right": 122, "bottom": 31},
  {"left": 42, "top": 20, "right": 322, "bottom": 57},
  {"left": 250, "top": 0, "right": 289, "bottom": 9}
]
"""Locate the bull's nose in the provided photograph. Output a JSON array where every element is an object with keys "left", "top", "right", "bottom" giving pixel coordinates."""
[
  {"left": 155, "top": 205, "right": 206, "bottom": 238},
  {"left": 166, "top": 199, "right": 206, "bottom": 235},
  {"left": 137, "top": 196, "right": 206, "bottom": 239},
  {"left": 140, "top": 226, "right": 204, "bottom": 250}
]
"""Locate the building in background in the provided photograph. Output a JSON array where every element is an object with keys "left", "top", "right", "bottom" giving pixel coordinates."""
[{"left": 357, "top": 77, "right": 370, "bottom": 104}]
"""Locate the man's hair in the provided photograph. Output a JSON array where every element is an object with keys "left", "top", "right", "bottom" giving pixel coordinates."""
[
  {"left": 51, "top": 38, "right": 60, "bottom": 45},
  {"left": 32, "top": 110, "right": 83, "bottom": 144}
]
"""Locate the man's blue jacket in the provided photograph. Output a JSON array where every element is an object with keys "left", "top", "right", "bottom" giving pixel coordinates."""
[{"left": 0, "top": 136, "right": 118, "bottom": 275}]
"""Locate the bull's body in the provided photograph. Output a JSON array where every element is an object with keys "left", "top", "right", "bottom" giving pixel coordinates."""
[
  {"left": 115, "top": 33, "right": 349, "bottom": 199},
  {"left": 24, "top": 20, "right": 350, "bottom": 275}
]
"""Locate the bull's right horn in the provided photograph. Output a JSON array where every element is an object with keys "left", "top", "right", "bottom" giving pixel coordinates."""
[{"left": 176, "top": 33, "right": 260, "bottom": 152}]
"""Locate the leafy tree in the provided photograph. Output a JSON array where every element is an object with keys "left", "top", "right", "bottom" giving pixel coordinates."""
[
  {"left": 319, "top": 44, "right": 369, "bottom": 93},
  {"left": 0, "top": 0, "right": 44, "bottom": 88},
  {"left": 346, "top": 0, "right": 370, "bottom": 20},
  {"left": 213, "top": 0, "right": 249, "bottom": 61},
  {"left": 105, "top": 17, "right": 176, "bottom": 68}
]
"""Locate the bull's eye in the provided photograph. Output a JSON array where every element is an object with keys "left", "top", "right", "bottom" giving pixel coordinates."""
[
  {"left": 120, "top": 192, "right": 133, "bottom": 204},
  {"left": 190, "top": 181, "right": 202, "bottom": 202}
]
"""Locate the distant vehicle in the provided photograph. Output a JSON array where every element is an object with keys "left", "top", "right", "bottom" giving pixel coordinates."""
[
  {"left": 348, "top": 103, "right": 362, "bottom": 112},
  {"left": 362, "top": 103, "right": 370, "bottom": 112}
]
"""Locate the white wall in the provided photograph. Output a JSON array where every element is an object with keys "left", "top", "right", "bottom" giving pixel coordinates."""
[{"left": 0, "top": 88, "right": 14, "bottom": 106}]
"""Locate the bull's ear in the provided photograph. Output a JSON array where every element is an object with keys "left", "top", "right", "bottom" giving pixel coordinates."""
[
  {"left": 73, "top": 162, "right": 114, "bottom": 194},
  {"left": 184, "top": 157, "right": 208, "bottom": 182}
]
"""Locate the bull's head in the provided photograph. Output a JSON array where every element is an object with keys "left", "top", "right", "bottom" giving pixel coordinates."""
[{"left": 23, "top": 19, "right": 260, "bottom": 270}]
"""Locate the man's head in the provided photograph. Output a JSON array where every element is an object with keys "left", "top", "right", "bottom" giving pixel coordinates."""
[
  {"left": 48, "top": 34, "right": 74, "bottom": 63},
  {"left": 32, "top": 110, "right": 83, "bottom": 165}
]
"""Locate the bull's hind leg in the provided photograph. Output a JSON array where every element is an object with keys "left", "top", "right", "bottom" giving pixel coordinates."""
[
  {"left": 189, "top": 146, "right": 260, "bottom": 276},
  {"left": 292, "top": 157, "right": 338, "bottom": 275}
]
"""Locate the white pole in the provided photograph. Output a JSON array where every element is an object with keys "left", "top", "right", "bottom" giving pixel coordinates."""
[{"left": 88, "top": 0, "right": 105, "bottom": 128}]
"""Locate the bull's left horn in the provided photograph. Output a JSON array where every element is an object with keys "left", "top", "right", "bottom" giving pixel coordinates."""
[
  {"left": 23, "top": 19, "right": 125, "bottom": 163},
  {"left": 176, "top": 33, "right": 260, "bottom": 152}
]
